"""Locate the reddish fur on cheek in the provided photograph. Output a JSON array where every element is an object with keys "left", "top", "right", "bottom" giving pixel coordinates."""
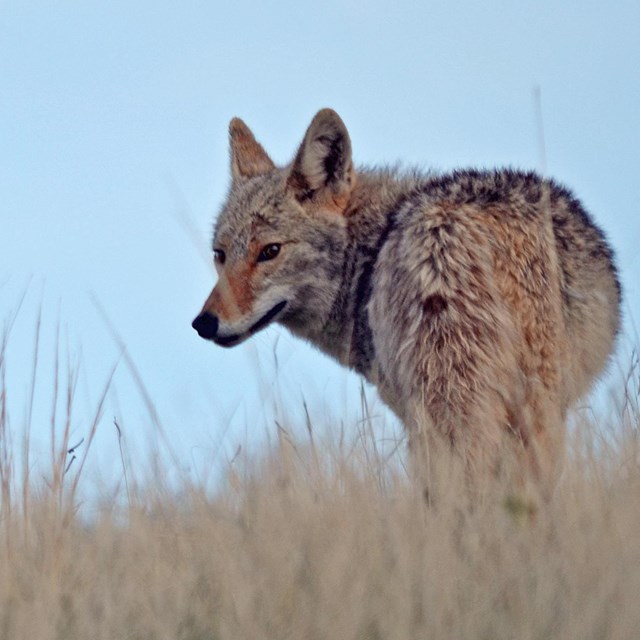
[
  {"left": 227, "top": 266, "right": 255, "bottom": 315},
  {"left": 206, "top": 264, "right": 256, "bottom": 323}
]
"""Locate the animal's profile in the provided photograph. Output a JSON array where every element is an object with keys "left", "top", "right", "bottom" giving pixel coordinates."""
[{"left": 192, "top": 108, "right": 621, "bottom": 482}]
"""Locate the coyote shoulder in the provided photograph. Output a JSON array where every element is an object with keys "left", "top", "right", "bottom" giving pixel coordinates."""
[{"left": 193, "top": 109, "right": 621, "bottom": 479}]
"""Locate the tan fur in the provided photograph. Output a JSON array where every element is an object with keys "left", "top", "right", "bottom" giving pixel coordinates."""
[
  {"left": 207, "top": 267, "right": 256, "bottom": 322},
  {"left": 193, "top": 109, "right": 621, "bottom": 488},
  {"left": 229, "top": 118, "right": 275, "bottom": 181}
]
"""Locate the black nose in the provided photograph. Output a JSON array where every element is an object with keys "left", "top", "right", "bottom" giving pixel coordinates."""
[{"left": 192, "top": 313, "right": 219, "bottom": 340}]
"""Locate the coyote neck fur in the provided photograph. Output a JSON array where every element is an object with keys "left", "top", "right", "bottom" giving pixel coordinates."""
[{"left": 296, "top": 170, "right": 429, "bottom": 379}]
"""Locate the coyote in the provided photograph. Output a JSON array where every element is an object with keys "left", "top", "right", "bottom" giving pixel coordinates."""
[{"left": 192, "top": 109, "right": 621, "bottom": 480}]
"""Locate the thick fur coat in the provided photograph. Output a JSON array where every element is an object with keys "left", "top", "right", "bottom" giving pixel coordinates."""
[{"left": 193, "top": 109, "right": 621, "bottom": 481}]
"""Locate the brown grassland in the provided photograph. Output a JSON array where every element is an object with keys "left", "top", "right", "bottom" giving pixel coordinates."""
[{"left": 1, "top": 322, "right": 640, "bottom": 640}]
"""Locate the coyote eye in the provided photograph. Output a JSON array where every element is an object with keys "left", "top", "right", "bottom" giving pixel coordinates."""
[
  {"left": 257, "top": 243, "right": 281, "bottom": 263},
  {"left": 213, "top": 249, "right": 226, "bottom": 265}
]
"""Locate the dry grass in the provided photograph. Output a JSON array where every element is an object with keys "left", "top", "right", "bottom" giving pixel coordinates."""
[{"left": 1, "top": 324, "right": 640, "bottom": 639}]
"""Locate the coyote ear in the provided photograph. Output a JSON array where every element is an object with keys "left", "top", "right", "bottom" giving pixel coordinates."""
[
  {"left": 287, "top": 109, "right": 355, "bottom": 210},
  {"left": 229, "top": 118, "right": 276, "bottom": 181}
]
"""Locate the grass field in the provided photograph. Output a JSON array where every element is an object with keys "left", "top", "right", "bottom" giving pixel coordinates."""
[{"left": 1, "top": 327, "right": 640, "bottom": 639}]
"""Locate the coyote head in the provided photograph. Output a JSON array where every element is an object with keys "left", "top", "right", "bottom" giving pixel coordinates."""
[{"left": 192, "top": 109, "right": 356, "bottom": 347}]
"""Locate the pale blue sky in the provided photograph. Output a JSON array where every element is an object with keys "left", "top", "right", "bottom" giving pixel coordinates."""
[{"left": 1, "top": 0, "right": 639, "bottom": 486}]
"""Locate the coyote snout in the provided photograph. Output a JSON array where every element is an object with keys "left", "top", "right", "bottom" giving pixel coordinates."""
[
  {"left": 192, "top": 108, "right": 621, "bottom": 484},
  {"left": 192, "top": 300, "right": 288, "bottom": 347}
]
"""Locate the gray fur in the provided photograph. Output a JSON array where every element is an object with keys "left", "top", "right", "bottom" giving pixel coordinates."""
[{"left": 193, "top": 109, "right": 621, "bottom": 483}]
